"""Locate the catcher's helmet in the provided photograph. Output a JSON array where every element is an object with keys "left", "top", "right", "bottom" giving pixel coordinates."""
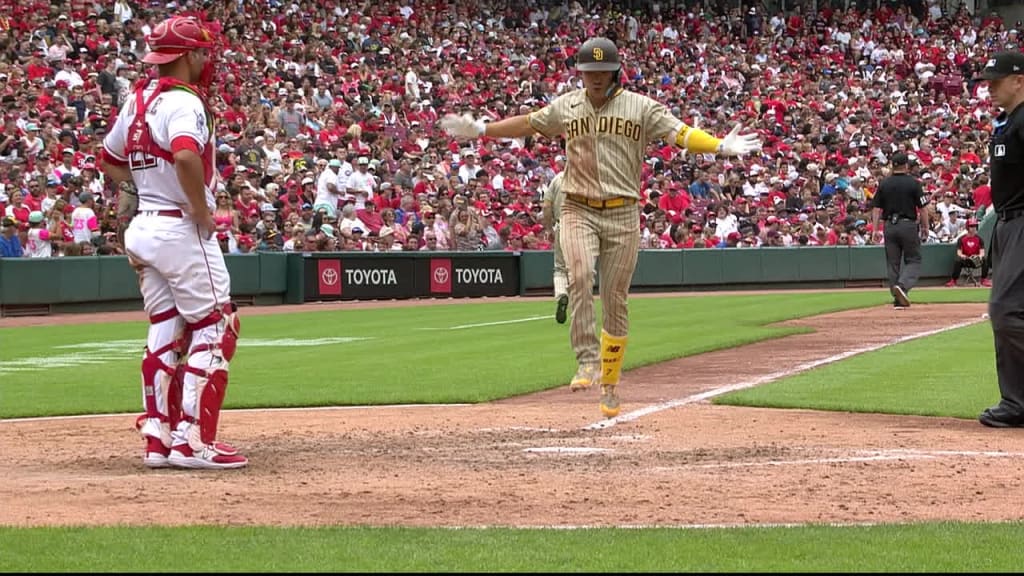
[
  {"left": 576, "top": 37, "right": 621, "bottom": 72},
  {"left": 142, "top": 17, "right": 216, "bottom": 65}
]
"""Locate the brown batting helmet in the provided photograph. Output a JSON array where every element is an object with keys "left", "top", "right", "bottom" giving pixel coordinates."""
[{"left": 576, "top": 37, "right": 621, "bottom": 72}]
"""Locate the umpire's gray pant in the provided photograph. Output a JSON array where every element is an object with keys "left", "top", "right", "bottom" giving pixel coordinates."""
[
  {"left": 989, "top": 217, "right": 1024, "bottom": 413},
  {"left": 884, "top": 219, "right": 922, "bottom": 292}
]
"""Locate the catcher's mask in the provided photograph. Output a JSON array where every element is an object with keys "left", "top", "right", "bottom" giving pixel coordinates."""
[{"left": 142, "top": 17, "right": 218, "bottom": 94}]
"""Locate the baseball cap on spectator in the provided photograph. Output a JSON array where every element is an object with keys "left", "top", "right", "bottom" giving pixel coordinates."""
[
  {"left": 352, "top": 227, "right": 365, "bottom": 234},
  {"left": 313, "top": 203, "right": 336, "bottom": 218},
  {"left": 79, "top": 192, "right": 92, "bottom": 203},
  {"left": 975, "top": 51, "right": 1024, "bottom": 80},
  {"left": 302, "top": 177, "right": 314, "bottom": 185},
  {"left": 328, "top": 159, "right": 342, "bottom": 168},
  {"left": 260, "top": 202, "right": 276, "bottom": 213},
  {"left": 320, "top": 223, "right": 336, "bottom": 238},
  {"left": 62, "top": 148, "right": 75, "bottom": 156},
  {"left": 301, "top": 203, "right": 312, "bottom": 210},
  {"left": 357, "top": 157, "right": 369, "bottom": 166},
  {"left": 28, "top": 211, "right": 43, "bottom": 224},
  {"left": 1, "top": 216, "right": 15, "bottom": 228}
]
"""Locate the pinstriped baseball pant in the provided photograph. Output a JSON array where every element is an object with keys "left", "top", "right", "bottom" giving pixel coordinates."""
[{"left": 559, "top": 199, "right": 640, "bottom": 368}]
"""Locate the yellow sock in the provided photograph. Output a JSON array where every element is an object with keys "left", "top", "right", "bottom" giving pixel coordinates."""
[{"left": 600, "top": 331, "right": 628, "bottom": 386}]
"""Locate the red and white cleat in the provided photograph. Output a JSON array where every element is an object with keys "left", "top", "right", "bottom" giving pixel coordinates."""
[
  {"left": 168, "top": 442, "right": 248, "bottom": 470},
  {"left": 144, "top": 436, "right": 171, "bottom": 469}
]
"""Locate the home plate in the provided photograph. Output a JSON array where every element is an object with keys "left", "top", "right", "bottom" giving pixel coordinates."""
[{"left": 523, "top": 447, "right": 612, "bottom": 455}]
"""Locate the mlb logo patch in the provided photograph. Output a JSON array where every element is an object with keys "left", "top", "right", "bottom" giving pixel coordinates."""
[{"left": 995, "top": 144, "right": 1006, "bottom": 157}]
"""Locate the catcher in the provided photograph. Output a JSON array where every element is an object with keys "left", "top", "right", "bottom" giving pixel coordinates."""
[{"left": 946, "top": 218, "right": 992, "bottom": 287}]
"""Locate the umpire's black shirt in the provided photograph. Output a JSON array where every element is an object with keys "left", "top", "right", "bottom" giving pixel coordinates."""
[
  {"left": 872, "top": 172, "right": 926, "bottom": 220},
  {"left": 990, "top": 102, "right": 1024, "bottom": 213}
]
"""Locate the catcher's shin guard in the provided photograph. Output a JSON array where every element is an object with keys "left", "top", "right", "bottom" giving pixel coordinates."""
[
  {"left": 599, "top": 331, "right": 628, "bottom": 418},
  {"left": 137, "top": 308, "right": 185, "bottom": 449},
  {"left": 177, "top": 303, "right": 240, "bottom": 451}
]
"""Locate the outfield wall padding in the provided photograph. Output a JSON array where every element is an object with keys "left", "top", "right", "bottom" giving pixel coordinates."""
[{"left": 0, "top": 244, "right": 960, "bottom": 313}]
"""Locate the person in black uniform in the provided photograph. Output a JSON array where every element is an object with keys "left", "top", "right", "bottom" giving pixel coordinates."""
[
  {"left": 975, "top": 52, "right": 1024, "bottom": 427},
  {"left": 871, "top": 152, "right": 929, "bottom": 309}
]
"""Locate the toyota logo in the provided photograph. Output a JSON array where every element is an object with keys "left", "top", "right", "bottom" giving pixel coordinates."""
[
  {"left": 321, "top": 268, "right": 339, "bottom": 286},
  {"left": 433, "top": 266, "right": 449, "bottom": 284}
]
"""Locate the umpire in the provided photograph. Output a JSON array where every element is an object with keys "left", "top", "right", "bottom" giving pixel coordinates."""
[
  {"left": 871, "top": 152, "right": 929, "bottom": 309},
  {"left": 975, "top": 51, "right": 1024, "bottom": 427}
]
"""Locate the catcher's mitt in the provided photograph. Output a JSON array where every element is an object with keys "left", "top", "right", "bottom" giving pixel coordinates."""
[{"left": 970, "top": 255, "right": 983, "bottom": 267}]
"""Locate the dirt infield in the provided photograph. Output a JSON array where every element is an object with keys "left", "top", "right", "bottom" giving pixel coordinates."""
[{"left": 4, "top": 296, "right": 1022, "bottom": 528}]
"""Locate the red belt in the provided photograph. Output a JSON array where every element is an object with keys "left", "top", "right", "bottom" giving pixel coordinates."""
[{"left": 137, "top": 210, "right": 184, "bottom": 218}]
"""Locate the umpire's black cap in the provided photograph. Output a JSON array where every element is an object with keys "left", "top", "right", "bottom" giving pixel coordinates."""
[
  {"left": 975, "top": 51, "right": 1024, "bottom": 80},
  {"left": 576, "top": 37, "right": 621, "bottom": 72}
]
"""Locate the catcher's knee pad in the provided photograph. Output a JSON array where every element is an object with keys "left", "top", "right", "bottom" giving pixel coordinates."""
[
  {"left": 180, "top": 303, "right": 241, "bottom": 449},
  {"left": 138, "top": 308, "right": 185, "bottom": 447},
  {"left": 185, "top": 302, "right": 241, "bottom": 361},
  {"left": 600, "top": 331, "right": 628, "bottom": 386}
]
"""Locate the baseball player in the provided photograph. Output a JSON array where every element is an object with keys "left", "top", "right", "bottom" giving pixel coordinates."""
[
  {"left": 542, "top": 171, "right": 569, "bottom": 324},
  {"left": 99, "top": 17, "right": 247, "bottom": 469},
  {"left": 441, "top": 37, "right": 760, "bottom": 417}
]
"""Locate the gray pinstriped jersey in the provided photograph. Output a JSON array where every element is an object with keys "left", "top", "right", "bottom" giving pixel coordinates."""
[
  {"left": 543, "top": 171, "right": 566, "bottom": 224},
  {"left": 528, "top": 88, "right": 683, "bottom": 201}
]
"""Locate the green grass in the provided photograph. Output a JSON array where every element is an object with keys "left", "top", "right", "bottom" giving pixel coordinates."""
[
  {"left": 0, "top": 289, "right": 1003, "bottom": 572},
  {"left": 715, "top": 322, "right": 996, "bottom": 419},
  {"left": 0, "top": 290, "right": 988, "bottom": 419},
  {"left": 0, "top": 522, "right": 1021, "bottom": 572}
]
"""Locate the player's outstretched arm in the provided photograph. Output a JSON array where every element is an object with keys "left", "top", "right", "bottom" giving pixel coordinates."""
[
  {"left": 440, "top": 113, "right": 535, "bottom": 140},
  {"left": 674, "top": 123, "right": 761, "bottom": 157}
]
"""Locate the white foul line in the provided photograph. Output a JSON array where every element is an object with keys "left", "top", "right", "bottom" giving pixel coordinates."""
[
  {"left": 649, "top": 448, "right": 1024, "bottom": 471},
  {"left": 585, "top": 317, "right": 985, "bottom": 431},
  {"left": 416, "top": 315, "right": 553, "bottom": 331}
]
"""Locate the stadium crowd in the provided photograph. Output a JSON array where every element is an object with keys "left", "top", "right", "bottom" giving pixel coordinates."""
[{"left": 0, "top": 0, "right": 1014, "bottom": 258}]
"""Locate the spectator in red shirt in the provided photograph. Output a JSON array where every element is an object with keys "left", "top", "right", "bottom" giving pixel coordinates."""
[
  {"left": 946, "top": 218, "right": 991, "bottom": 287},
  {"left": 658, "top": 184, "right": 691, "bottom": 215},
  {"left": 972, "top": 174, "right": 992, "bottom": 213}
]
